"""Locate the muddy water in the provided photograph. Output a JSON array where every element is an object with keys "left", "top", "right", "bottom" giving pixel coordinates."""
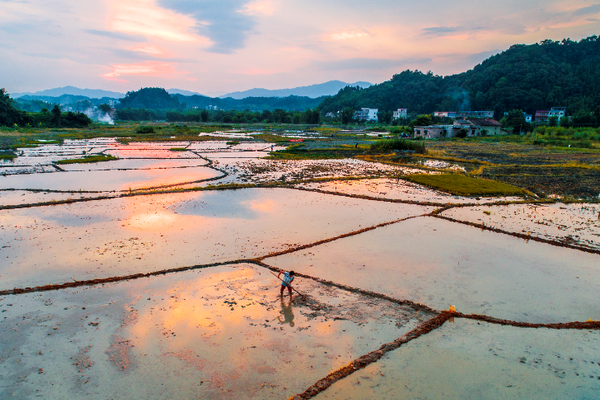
[
  {"left": 0, "top": 167, "right": 222, "bottom": 192},
  {"left": 267, "top": 217, "right": 600, "bottom": 323},
  {"left": 314, "top": 318, "right": 600, "bottom": 399},
  {"left": 0, "top": 188, "right": 432, "bottom": 289},
  {"left": 0, "top": 264, "right": 431, "bottom": 399}
]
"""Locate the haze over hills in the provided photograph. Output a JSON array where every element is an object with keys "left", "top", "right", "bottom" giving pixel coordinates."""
[
  {"left": 10, "top": 81, "right": 372, "bottom": 102},
  {"left": 220, "top": 80, "right": 372, "bottom": 99},
  {"left": 11, "top": 86, "right": 126, "bottom": 99}
]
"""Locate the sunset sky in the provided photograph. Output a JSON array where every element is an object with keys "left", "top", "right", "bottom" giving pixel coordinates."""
[{"left": 2, "top": 0, "right": 600, "bottom": 95}]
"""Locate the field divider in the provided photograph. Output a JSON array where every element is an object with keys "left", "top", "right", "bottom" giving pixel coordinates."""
[
  {"left": 289, "top": 312, "right": 453, "bottom": 400},
  {"left": 433, "top": 214, "right": 600, "bottom": 255},
  {"left": 257, "top": 214, "right": 428, "bottom": 260}
]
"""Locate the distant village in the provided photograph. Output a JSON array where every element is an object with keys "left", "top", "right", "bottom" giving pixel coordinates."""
[{"left": 326, "top": 106, "right": 568, "bottom": 139}]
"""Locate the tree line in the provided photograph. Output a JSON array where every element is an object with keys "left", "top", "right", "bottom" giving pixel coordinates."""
[
  {"left": 1, "top": 89, "right": 91, "bottom": 128},
  {"left": 320, "top": 36, "right": 600, "bottom": 120}
]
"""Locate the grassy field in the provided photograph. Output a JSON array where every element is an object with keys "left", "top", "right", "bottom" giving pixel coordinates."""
[
  {"left": 55, "top": 154, "right": 118, "bottom": 164},
  {"left": 404, "top": 174, "right": 529, "bottom": 197}
]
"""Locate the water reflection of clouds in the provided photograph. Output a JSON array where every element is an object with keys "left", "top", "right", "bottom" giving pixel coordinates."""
[{"left": 170, "top": 190, "right": 272, "bottom": 220}]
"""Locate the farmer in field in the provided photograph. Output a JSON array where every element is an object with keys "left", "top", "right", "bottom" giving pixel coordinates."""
[{"left": 278, "top": 270, "right": 295, "bottom": 297}]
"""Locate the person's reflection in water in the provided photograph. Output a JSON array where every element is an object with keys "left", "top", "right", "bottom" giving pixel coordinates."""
[{"left": 278, "top": 297, "right": 295, "bottom": 327}]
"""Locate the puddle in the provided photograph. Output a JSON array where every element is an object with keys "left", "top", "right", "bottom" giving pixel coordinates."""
[
  {"left": 0, "top": 264, "right": 431, "bottom": 399},
  {"left": 296, "top": 178, "right": 522, "bottom": 205},
  {"left": 0, "top": 188, "right": 432, "bottom": 289},
  {"left": 0, "top": 190, "right": 102, "bottom": 208},
  {"left": 0, "top": 167, "right": 221, "bottom": 192},
  {"left": 314, "top": 318, "right": 600, "bottom": 399},
  {"left": 443, "top": 203, "right": 600, "bottom": 251},
  {"left": 267, "top": 217, "right": 600, "bottom": 323},
  {"left": 57, "top": 159, "right": 209, "bottom": 171}
]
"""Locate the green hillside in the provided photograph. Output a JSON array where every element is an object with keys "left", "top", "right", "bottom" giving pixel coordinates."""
[{"left": 319, "top": 36, "right": 600, "bottom": 118}]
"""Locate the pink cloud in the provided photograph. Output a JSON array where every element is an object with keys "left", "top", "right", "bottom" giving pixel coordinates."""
[
  {"left": 130, "top": 44, "right": 167, "bottom": 56},
  {"left": 101, "top": 61, "right": 189, "bottom": 82}
]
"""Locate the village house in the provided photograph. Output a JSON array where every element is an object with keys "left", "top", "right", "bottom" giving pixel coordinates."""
[
  {"left": 413, "top": 118, "right": 504, "bottom": 139},
  {"left": 392, "top": 108, "right": 408, "bottom": 119},
  {"left": 548, "top": 107, "right": 566, "bottom": 118},
  {"left": 535, "top": 110, "right": 550, "bottom": 122},
  {"left": 355, "top": 108, "right": 378, "bottom": 122}
]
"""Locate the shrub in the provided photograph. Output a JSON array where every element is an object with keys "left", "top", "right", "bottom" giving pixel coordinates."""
[
  {"left": 369, "top": 139, "right": 425, "bottom": 154},
  {"left": 136, "top": 126, "right": 155, "bottom": 134}
]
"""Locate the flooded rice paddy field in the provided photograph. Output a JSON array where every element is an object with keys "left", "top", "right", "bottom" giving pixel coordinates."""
[
  {"left": 314, "top": 318, "right": 599, "bottom": 400},
  {"left": 296, "top": 178, "right": 522, "bottom": 205},
  {"left": 1, "top": 138, "right": 599, "bottom": 398},
  {"left": 443, "top": 203, "right": 600, "bottom": 251},
  {"left": 0, "top": 188, "right": 429, "bottom": 289}
]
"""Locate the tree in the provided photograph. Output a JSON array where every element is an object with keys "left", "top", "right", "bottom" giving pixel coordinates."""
[
  {"left": 98, "top": 104, "right": 112, "bottom": 114},
  {"left": 409, "top": 114, "right": 433, "bottom": 128},
  {"left": 501, "top": 109, "right": 531, "bottom": 133},
  {"left": 201, "top": 109, "right": 209, "bottom": 122},
  {"left": 51, "top": 105, "right": 61, "bottom": 126},
  {"left": 341, "top": 108, "right": 355, "bottom": 124},
  {"left": 0, "top": 88, "right": 29, "bottom": 126}
]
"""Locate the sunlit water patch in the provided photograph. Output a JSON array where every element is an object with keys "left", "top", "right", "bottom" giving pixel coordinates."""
[
  {"left": 0, "top": 188, "right": 432, "bottom": 289},
  {"left": 0, "top": 167, "right": 221, "bottom": 192},
  {"left": 57, "top": 159, "right": 209, "bottom": 171},
  {"left": 267, "top": 217, "right": 600, "bottom": 323},
  {"left": 0, "top": 264, "right": 432, "bottom": 399}
]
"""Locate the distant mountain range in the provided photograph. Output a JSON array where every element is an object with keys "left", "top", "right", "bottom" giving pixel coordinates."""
[
  {"left": 11, "top": 81, "right": 372, "bottom": 101},
  {"left": 219, "top": 80, "right": 372, "bottom": 99},
  {"left": 12, "top": 86, "right": 126, "bottom": 99}
]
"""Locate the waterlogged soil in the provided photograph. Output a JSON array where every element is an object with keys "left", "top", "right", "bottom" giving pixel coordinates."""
[
  {"left": 314, "top": 318, "right": 600, "bottom": 400},
  {"left": 443, "top": 203, "right": 600, "bottom": 251},
  {"left": 296, "top": 178, "right": 523, "bottom": 205},
  {"left": 213, "top": 158, "right": 424, "bottom": 185},
  {"left": 267, "top": 217, "right": 600, "bottom": 323},
  {"left": 0, "top": 264, "right": 432, "bottom": 399},
  {"left": 0, "top": 188, "right": 432, "bottom": 289}
]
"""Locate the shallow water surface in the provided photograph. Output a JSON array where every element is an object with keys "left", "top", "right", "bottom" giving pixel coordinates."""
[
  {"left": 0, "top": 188, "right": 432, "bottom": 289},
  {"left": 267, "top": 216, "right": 600, "bottom": 323},
  {"left": 0, "top": 264, "right": 431, "bottom": 399},
  {"left": 315, "top": 318, "right": 600, "bottom": 400},
  {"left": 0, "top": 167, "right": 221, "bottom": 192}
]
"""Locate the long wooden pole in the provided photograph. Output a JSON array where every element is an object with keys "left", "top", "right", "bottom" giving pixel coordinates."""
[{"left": 269, "top": 270, "right": 307, "bottom": 300}]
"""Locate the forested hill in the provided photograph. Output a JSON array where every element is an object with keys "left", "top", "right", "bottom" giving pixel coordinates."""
[{"left": 319, "top": 36, "right": 600, "bottom": 117}]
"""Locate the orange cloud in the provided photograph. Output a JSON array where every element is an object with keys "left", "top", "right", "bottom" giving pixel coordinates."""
[
  {"left": 102, "top": 61, "right": 189, "bottom": 81},
  {"left": 110, "top": 0, "right": 209, "bottom": 43}
]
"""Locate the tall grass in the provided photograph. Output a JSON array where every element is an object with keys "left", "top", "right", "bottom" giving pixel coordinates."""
[{"left": 369, "top": 139, "right": 426, "bottom": 154}]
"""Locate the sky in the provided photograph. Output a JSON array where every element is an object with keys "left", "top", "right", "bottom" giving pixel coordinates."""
[{"left": 1, "top": 0, "right": 600, "bottom": 96}]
